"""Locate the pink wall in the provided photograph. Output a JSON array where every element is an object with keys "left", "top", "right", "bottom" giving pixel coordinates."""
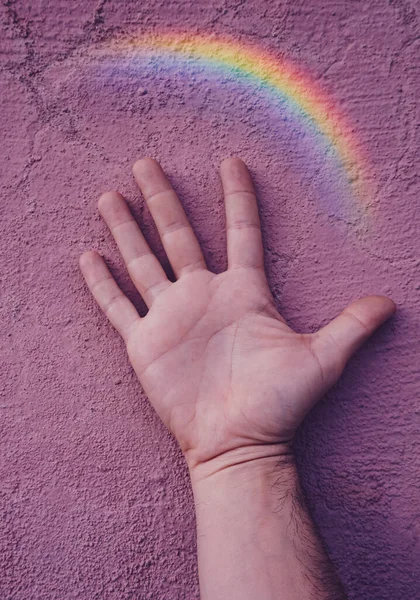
[{"left": 1, "top": 1, "right": 419, "bottom": 598}]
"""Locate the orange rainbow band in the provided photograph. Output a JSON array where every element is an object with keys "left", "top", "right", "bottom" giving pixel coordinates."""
[{"left": 98, "top": 32, "right": 371, "bottom": 210}]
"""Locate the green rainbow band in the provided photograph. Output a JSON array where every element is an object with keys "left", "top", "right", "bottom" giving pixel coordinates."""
[{"left": 98, "top": 32, "right": 372, "bottom": 210}]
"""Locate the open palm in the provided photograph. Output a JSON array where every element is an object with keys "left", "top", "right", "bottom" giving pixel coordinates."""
[{"left": 80, "top": 158, "right": 395, "bottom": 470}]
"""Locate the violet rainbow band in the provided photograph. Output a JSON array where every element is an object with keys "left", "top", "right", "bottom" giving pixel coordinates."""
[{"left": 95, "top": 32, "right": 373, "bottom": 214}]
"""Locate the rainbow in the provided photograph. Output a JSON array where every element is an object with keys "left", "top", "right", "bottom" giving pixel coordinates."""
[{"left": 93, "top": 32, "right": 372, "bottom": 213}]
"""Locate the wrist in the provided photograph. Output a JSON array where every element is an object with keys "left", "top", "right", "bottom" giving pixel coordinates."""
[
  {"left": 187, "top": 443, "right": 296, "bottom": 489},
  {"left": 188, "top": 445, "right": 301, "bottom": 567},
  {"left": 188, "top": 445, "right": 345, "bottom": 600}
]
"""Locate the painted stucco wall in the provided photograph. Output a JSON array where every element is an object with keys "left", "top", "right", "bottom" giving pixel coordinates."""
[{"left": 1, "top": 1, "right": 419, "bottom": 598}]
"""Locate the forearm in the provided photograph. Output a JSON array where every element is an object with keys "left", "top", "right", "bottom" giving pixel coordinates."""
[{"left": 189, "top": 446, "right": 346, "bottom": 600}]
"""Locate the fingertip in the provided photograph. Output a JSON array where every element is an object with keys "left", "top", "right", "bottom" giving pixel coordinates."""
[
  {"left": 79, "top": 250, "right": 101, "bottom": 271},
  {"left": 359, "top": 295, "right": 396, "bottom": 321},
  {"left": 220, "top": 157, "right": 247, "bottom": 175},
  {"left": 220, "top": 158, "right": 255, "bottom": 198},
  {"left": 374, "top": 295, "right": 397, "bottom": 315},
  {"left": 132, "top": 157, "right": 159, "bottom": 179},
  {"left": 97, "top": 191, "right": 123, "bottom": 214},
  {"left": 342, "top": 295, "right": 396, "bottom": 339},
  {"left": 132, "top": 158, "right": 173, "bottom": 199}
]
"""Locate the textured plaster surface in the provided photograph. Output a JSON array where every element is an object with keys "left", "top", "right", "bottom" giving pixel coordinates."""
[{"left": 1, "top": 1, "right": 419, "bottom": 599}]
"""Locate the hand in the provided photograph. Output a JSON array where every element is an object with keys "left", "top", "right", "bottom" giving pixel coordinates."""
[{"left": 79, "top": 158, "right": 395, "bottom": 473}]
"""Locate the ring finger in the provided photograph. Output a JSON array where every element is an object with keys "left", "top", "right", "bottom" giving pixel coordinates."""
[{"left": 98, "top": 191, "right": 171, "bottom": 307}]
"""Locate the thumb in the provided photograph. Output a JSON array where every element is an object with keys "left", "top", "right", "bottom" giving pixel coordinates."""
[{"left": 312, "top": 295, "right": 396, "bottom": 385}]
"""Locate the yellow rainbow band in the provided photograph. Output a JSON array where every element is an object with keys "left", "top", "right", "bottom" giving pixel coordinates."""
[{"left": 100, "top": 32, "right": 371, "bottom": 209}]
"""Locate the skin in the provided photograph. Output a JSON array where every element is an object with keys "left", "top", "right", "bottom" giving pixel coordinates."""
[{"left": 79, "top": 157, "right": 395, "bottom": 599}]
